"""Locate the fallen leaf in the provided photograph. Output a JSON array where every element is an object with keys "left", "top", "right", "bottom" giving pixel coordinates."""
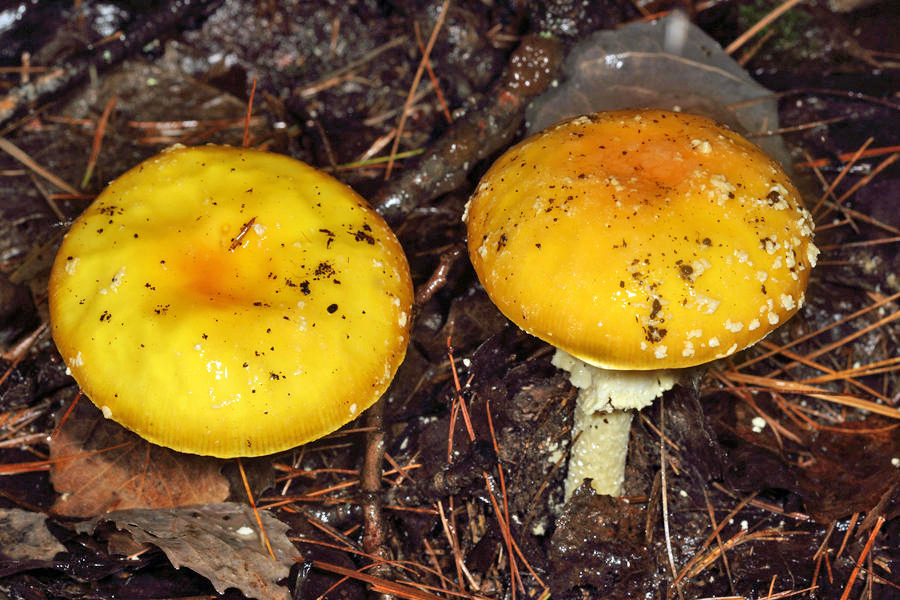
[
  {"left": 50, "top": 400, "right": 229, "bottom": 517},
  {"left": 76, "top": 502, "right": 301, "bottom": 600},
  {"left": 0, "top": 508, "right": 66, "bottom": 560}
]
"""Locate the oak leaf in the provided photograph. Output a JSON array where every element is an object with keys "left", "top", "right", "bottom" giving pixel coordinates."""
[{"left": 50, "top": 399, "right": 229, "bottom": 517}]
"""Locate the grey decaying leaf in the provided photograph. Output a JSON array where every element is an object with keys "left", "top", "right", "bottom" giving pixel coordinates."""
[
  {"left": 0, "top": 508, "right": 67, "bottom": 560},
  {"left": 76, "top": 502, "right": 301, "bottom": 600}
]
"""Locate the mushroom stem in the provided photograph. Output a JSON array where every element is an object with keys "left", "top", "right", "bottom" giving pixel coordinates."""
[
  {"left": 567, "top": 406, "right": 634, "bottom": 497},
  {"left": 551, "top": 349, "right": 678, "bottom": 498}
]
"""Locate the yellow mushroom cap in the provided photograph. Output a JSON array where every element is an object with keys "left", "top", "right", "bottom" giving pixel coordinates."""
[
  {"left": 465, "top": 110, "right": 817, "bottom": 369},
  {"left": 49, "top": 145, "right": 413, "bottom": 457}
]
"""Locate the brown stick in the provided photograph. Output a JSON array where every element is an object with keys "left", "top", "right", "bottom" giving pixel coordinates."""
[
  {"left": 371, "top": 34, "right": 562, "bottom": 225},
  {"left": 360, "top": 397, "right": 393, "bottom": 600},
  {"left": 414, "top": 244, "right": 465, "bottom": 307}
]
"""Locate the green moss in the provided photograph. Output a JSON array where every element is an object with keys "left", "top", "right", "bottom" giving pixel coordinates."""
[{"left": 737, "top": 0, "right": 830, "bottom": 61}]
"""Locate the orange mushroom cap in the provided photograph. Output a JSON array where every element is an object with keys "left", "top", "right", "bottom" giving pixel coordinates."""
[
  {"left": 465, "top": 110, "right": 817, "bottom": 369},
  {"left": 49, "top": 145, "right": 413, "bottom": 457}
]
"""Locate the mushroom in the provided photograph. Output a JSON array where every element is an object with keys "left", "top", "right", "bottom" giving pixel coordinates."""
[
  {"left": 464, "top": 109, "right": 817, "bottom": 497},
  {"left": 49, "top": 144, "right": 413, "bottom": 458}
]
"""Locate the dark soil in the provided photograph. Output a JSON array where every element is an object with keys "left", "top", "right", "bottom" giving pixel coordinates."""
[{"left": 1, "top": 1, "right": 898, "bottom": 599}]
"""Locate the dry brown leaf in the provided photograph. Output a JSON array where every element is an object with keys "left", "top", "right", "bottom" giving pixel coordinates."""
[
  {"left": 50, "top": 400, "right": 229, "bottom": 517},
  {"left": 76, "top": 503, "right": 300, "bottom": 600},
  {"left": 0, "top": 508, "right": 67, "bottom": 560}
]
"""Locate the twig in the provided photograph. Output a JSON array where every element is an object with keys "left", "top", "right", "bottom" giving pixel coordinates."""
[
  {"left": 415, "top": 244, "right": 464, "bottom": 307},
  {"left": 371, "top": 34, "right": 562, "bottom": 224},
  {"left": 361, "top": 396, "right": 393, "bottom": 597}
]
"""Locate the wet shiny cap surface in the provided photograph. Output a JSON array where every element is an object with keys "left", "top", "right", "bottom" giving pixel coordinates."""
[
  {"left": 465, "top": 110, "right": 817, "bottom": 369},
  {"left": 50, "top": 145, "right": 413, "bottom": 457}
]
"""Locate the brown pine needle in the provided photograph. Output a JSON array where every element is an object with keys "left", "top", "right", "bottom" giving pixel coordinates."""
[
  {"left": 1, "top": 345, "right": 35, "bottom": 391},
  {"left": 725, "top": 0, "right": 806, "bottom": 55},
  {"left": 295, "top": 536, "right": 454, "bottom": 586},
  {"left": 838, "top": 516, "right": 885, "bottom": 600},
  {"left": 701, "top": 487, "right": 737, "bottom": 595},
  {"left": 482, "top": 472, "right": 522, "bottom": 596},
  {"left": 484, "top": 399, "right": 546, "bottom": 592},
  {"left": 0, "top": 66, "right": 50, "bottom": 75},
  {"left": 414, "top": 20, "right": 452, "bottom": 124},
  {"left": 756, "top": 340, "right": 891, "bottom": 404},
  {"left": 811, "top": 521, "right": 836, "bottom": 590},
  {"left": 818, "top": 235, "right": 900, "bottom": 252},
  {"left": 0, "top": 136, "right": 79, "bottom": 196},
  {"left": 797, "top": 144, "right": 900, "bottom": 168},
  {"left": 659, "top": 398, "right": 681, "bottom": 600},
  {"left": 448, "top": 343, "right": 474, "bottom": 442},
  {"left": 638, "top": 412, "right": 682, "bottom": 452},
  {"left": 676, "top": 528, "right": 808, "bottom": 584},
  {"left": 734, "top": 291, "right": 900, "bottom": 371},
  {"left": 0, "top": 441, "right": 133, "bottom": 476},
  {"left": 262, "top": 463, "right": 422, "bottom": 505},
  {"left": 800, "top": 356, "right": 900, "bottom": 384},
  {"left": 699, "top": 492, "right": 759, "bottom": 552},
  {"left": 296, "top": 37, "right": 407, "bottom": 99},
  {"left": 2, "top": 322, "right": 48, "bottom": 364},
  {"left": 769, "top": 308, "right": 900, "bottom": 378},
  {"left": 446, "top": 337, "right": 475, "bottom": 461},
  {"left": 437, "top": 499, "right": 478, "bottom": 591},
  {"left": 748, "top": 116, "right": 847, "bottom": 138},
  {"left": 236, "top": 457, "right": 276, "bottom": 561},
  {"left": 764, "top": 585, "right": 820, "bottom": 600},
  {"left": 242, "top": 77, "right": 257, "bottom": 147},
  {"left": 719, "top": 372, "right": 900, "bottom": 419},
  {"left": 385, "top": 0, "right": 450, "bottom": 179},
  {"left": 810, "top": 137, "right": 873, "bottom": 217},
  {"left": 313, "top": 560, "right": 456, "bottom": 600},
  {"left": 81, "top": 96, "right": 117, "bottom": 189},
  {"left": 50, "top": 390, "right": 81, "bottom": 440},
  {"left": 765, "top": 575, "right": 777, "bottom": 599},
  {"left": 834, "top": 512, "right": 859, "bottom": 561},
  {"left": 0, "top": 406, "right": 45, "bottom": 442},
  {"left": 818, "top": 152, "right": 899, "bottom": 223}
]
